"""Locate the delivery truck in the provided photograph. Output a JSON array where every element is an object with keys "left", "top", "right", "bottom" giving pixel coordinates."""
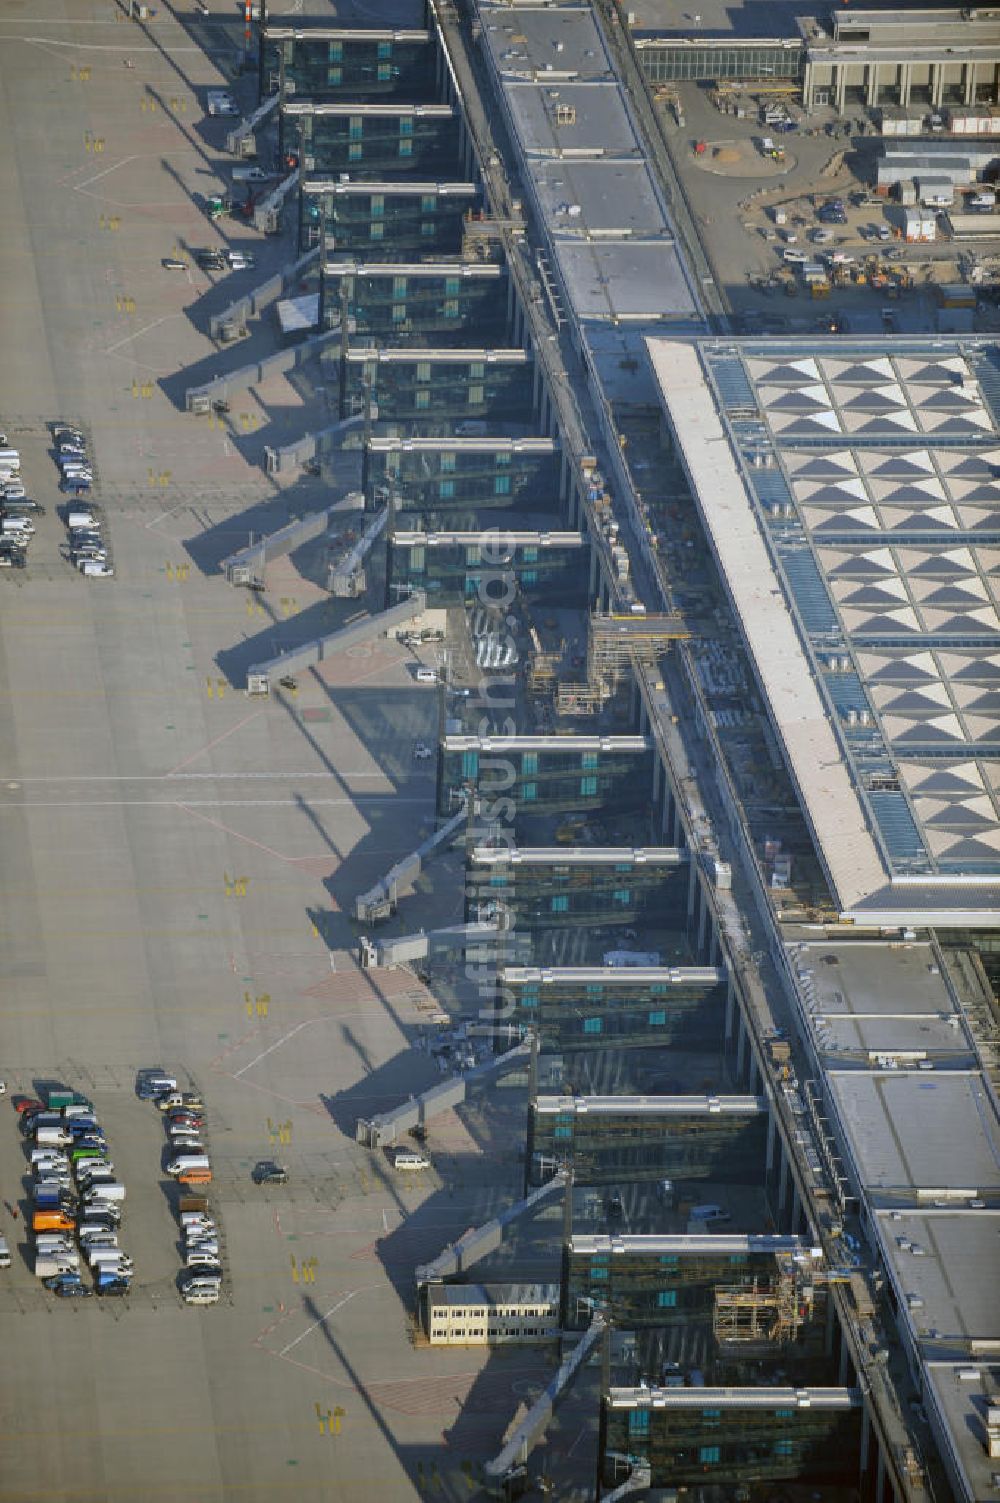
[{"left": 33, "top": 1210, "right": 75, "bottom": 1233}]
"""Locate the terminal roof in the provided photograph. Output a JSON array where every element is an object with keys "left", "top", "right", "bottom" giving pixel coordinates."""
[
  {"left": 533, "top": 1093, "right": 766, "bottom": 1116},
  {"left": 647, "top": 335, "right": 1000, "bottom": 926},
  {"left": 608, "top": 1385, "right": 860, "bottom": 1410},
  {"left": 571, "top": 1233, "right": 815, "bottom": 1256}
]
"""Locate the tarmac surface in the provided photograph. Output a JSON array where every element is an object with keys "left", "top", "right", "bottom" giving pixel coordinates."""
[{"left": 0, "top": 5, "right": 541, "bottom": 1500}]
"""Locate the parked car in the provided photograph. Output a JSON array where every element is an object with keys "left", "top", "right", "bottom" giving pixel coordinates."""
[
  {"left": 251, "top": 1161, "right": 288, "bottom": 1185},
  {"left": 45, "top": 1274, "right": 93, "bottom": 1297}
]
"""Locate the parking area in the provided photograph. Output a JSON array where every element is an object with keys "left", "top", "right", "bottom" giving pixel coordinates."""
[
  {"left": 657, "top": 81, "right": 1000, "bottom": 334},
  {"left": 0, "top": 5, "right": 528, "bottom": 1499}
]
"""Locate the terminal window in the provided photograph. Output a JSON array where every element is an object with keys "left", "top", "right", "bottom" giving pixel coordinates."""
[
  {"left": 657, "top": 1291, "right": 677, "bottom": 1308},
  {"left": 629, "top": 1411, "right": 651, "bottom": 1437},
  {"left": 551, "top": 895, "right": 569, "bottom": 913},
  {"left": 583, "top": 1017, "right": 602, "bottom": 1034},
  {"left": 699, "top": 1446, "right": 721, "bottom": 1465},
  {"left": 581, "top": 776, "right": 598, "bottom": 797},
  {"left": 649, "top": 1010, "right": 666, "bottom": 1026},
  {"left": 399, "top": 139, "right": 413, "bottom": 157}
]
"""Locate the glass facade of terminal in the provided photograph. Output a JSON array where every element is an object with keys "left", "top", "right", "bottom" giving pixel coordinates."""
[
  {"left": 561, "top": 1243, "right": 784, "bottom": 1330},
  {"left": 341, "top": 353, "right": 534, "bottom": 426},
  {"left": 636, "top": 40, "right": 804, "bottom": 84},
  {"left": 320, "top": 268, "right": 510, "bottom": 348},
  {"left": 468, "top": 854, "right": 687, "bottom": 931},
  {"left": 301, "top": 185, "right": 475, "bottom": 255},
  {"left": 600, "top": 1398, "right": 861, "bottom": 1490},
  {"left": 439, "top": 744, "right": 654, "bottom": 821},
  {"left": 289, "top": 109, "right": 461, "bottom": 179},
  {"left": 263, "top": 33, "right": 439, "bottom": 102},
  {"left": 494, "top": 971, "right": 724, "bottom": 1054},
  {"left": 387, "top": 536, "right": 587, "bottom": 609},
  {"left": 365, "top": 443, "right": 558, "bottom": 513},
  {"left": 527, "top": 1104, "right": 768, "bottom": 1186}
]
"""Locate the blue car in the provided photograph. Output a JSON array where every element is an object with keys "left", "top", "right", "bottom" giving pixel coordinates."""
[{"left": 45, "top": 1274, "right": 93, "bottom": 1298}]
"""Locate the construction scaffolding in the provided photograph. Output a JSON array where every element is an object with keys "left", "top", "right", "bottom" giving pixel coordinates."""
[
  {"left": 556, "top": 680, "right": 604, "bottom": 716},
  {"left": 588, "top": 612, "right": 689, "bottom": 693},
  {"left": 713, "top": 1273, "right": 803, "bottom": 1349},
  {"left": 713, "top": 1255, "right": 850, "bottom": 1350}
]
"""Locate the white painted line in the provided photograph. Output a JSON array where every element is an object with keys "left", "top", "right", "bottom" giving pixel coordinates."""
[
  {"left": 233, "top": 1020, "right": 312, "bottom": 1078},
  {"left": 279, "top": 1288, "right": 363, "bottom": 1357},
  {"left": 73, "top": 155, "right": 140, "bottom": 192},
  {"left": 105, "top": 313, "right": 180, "bottom": 355}
]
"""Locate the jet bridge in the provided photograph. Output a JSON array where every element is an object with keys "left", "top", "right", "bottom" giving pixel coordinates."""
[
  {"left": 356, "top": 1037, "right": 532, "bottom": 1152},
  {"left": 414, "top": 1168, "right": 568, "bottom": 1285},
  {"left": 355, "top": 802, "right": 467, "bottom": 923},
  {"left": 186, "top": 322, "right": 339, "bottom": 412},
  {"left": 254, "top": 171, "right": 300, "bottom": 234},
  {"left": 225, "top": 93, "right": 279, "bottom": 156},
  {"left": 245, "top": 592, "right": 427, "bottom": 693},
  {"left": 221, "top": 493, "right": 363, "bottom": 586},
  {"left": 357, "top": 919, "right": 530, "bottom": 969},
  {"left": 483, "top": 1313, "right": 606, "bottom": 1493},
  {"left": 328, "top": 507, "right": 387, "bottom": 597}
]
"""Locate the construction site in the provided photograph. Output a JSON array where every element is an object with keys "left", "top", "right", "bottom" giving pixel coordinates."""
[{"left": 119, "top": 2, "right": 1000, "bottom": 1501}]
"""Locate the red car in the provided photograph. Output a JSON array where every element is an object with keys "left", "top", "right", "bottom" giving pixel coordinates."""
[{"left": 14, "top": 1096, "right": 44, "bottom": 1116}]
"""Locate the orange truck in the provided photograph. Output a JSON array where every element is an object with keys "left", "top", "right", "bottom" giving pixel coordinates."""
[{"left": 33, "top": 1210, "right": 75, "bottom": 1233}]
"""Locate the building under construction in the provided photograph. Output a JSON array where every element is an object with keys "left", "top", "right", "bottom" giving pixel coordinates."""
[{"left": 526, "top": 1094, "right": 770, "bottom": 1191}]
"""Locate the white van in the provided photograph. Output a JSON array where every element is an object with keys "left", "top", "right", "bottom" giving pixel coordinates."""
[
  {"left": 183, "top": 1284, "right": 221, "bottom": 1304},
  {"left": 67, "top": 508, "right": 98, "bottom": 531},
  {"left": 167, "top": 1154, "right": 211, "bottom": 1177},
  {"left": 392, "top": 1148, "right": 430, "bottom": 1171},
  {"left": 415, "top": 667, "right": 439, "bottom": 684},
  {"left": 0, "top": 450, "right": 21, "bottom": 472},
  {"left": 0, "top": 1236, "right": 9, "bottom": 1269}
]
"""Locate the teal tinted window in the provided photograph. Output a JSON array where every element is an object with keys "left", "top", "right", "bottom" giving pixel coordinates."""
[
  {"left": 551, "top": 895, "right": 569, "bottom": 913},
  {"left": 628, "top": 1410, "right": 650, "bottom": 1437},
  {"left": 657, "top": 1290, "right": 677, "bottom": 1308},
  {"left": 648, "top": 1010, "right": 666, "bottom": 1026},
  {"left": 699, "top": 1446, "right": 720, "bottom": 1464},
  {"left": 580, "top": 776, "right": 598, "bottom": 797},
  {"left": 583, "top": 1017, "right": 602, "bottom": 1034},
  {"left": 522, "top": 782, "right": 537, "bottom": 801}
]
